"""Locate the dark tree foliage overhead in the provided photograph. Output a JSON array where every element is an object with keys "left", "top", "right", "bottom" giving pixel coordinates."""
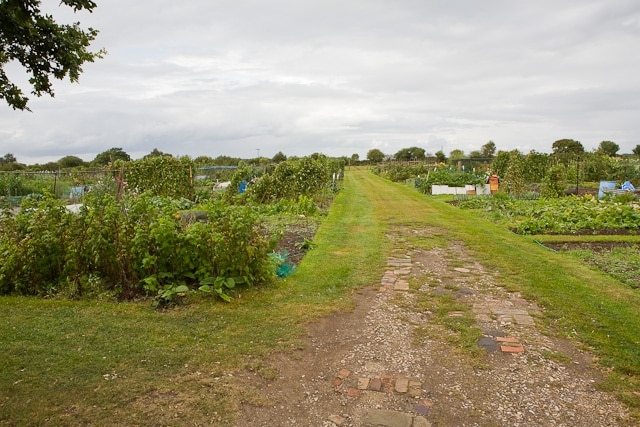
[{"left": 0, "top": 0, "right": 104, "bottom": 110}]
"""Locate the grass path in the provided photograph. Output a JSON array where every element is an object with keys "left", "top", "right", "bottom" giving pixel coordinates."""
[
  {"left": 1, "top": 168, "right": 639, "bottom": 425},
  {"left": 350, "top": 169, "right": 640, "bottom": 417}
]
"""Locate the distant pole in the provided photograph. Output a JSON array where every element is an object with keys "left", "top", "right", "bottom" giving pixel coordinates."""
[
  {"left": 257, "top": 148, "right": 260, "bottom": 159},
  {"left": 575, "top": 155, "right": 580, "bottom": 195}
]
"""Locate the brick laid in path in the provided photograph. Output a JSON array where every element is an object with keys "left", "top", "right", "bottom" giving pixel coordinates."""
[{"left": 394, "top": 280, "right": 410, "bottom": 291}]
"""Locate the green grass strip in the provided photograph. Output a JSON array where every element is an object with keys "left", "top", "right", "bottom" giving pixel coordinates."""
[{"left": 355, "top": 170, "right": 640, "bottom": 416}]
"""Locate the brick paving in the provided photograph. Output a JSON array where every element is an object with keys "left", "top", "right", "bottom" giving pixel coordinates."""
[
  {"left": 250, "top": 234, "right": 614, "bottom": 427},
  {"left": 331, "top": 249, "right": 543, "bottom": 426},
  {"left": 243, "top": 225, "right": 626, "bottom": 424}
]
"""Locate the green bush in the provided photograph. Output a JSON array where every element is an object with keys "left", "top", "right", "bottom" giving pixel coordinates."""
[
  {"left": 0, "top": 196, "right": 71, "bottom": 295},
  {"left": 117, "top": 156, "right": 196, "bottom": 200},
  {"left": 540, "top": 165, "right": 566, "bottom": 198},
  {"left": 0, "top": 192, "right": 277, "bottom": 304},
  {"left": 246, "top": 155, "right": 333, "bottom": 204}
]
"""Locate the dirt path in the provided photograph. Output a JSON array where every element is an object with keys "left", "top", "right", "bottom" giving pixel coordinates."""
[
  {"left": 239, "top": 223, "right": 629, "bottom": 426},
  {"left": 235, "top": 171, "right": 631, "bottom": 426}
]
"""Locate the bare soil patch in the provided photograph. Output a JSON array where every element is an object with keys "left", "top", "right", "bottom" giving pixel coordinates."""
[
  {"left": 543, "top": 241, "right": 637, "bottom": 252},
  {"left": 276, "top": 220, "right": 319, "bottom": 265}
]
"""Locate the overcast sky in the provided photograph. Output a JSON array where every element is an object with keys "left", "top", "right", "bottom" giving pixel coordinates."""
[{"left": 1, "top": 0, "right": 640, "bottom": 164}]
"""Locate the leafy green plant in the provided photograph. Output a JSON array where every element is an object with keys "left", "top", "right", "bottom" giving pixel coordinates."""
[
  {"left": 78, "top": 190, "right": 139, "bottom": 296},
  {"left": 246, "top": 155, "right": 334, "bottom": 205},
  {"left": 609, "top": 191, "right": 637, "bottom": 204},
  {"left": 502, "top": 150, "right": 527, "bottom": 195},
  {"left": 199, "top": 276, "right": 238, "bottom": 302},
  {"left": 0, "top": 190, "right": 278, "bottom": 303},
  {"left": 540, "top": 165, "right": 566, "bottom": 198},
  {"left": 0, "top": 195, "right": 71, "bottom": 295},
  {"left": 459, "top": 193, "right": 640, "bottom": 235},
  {"left": 153, "top": 283, "right": 190, "bottom": 307},
  {"left": 295, "top": 238, "right": 316, "bottom": 251},
  {"left": 0, "top": 173, "right": 59, "bottom": 198}
]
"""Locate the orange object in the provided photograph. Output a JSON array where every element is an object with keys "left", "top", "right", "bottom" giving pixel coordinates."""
[
  {"left": 489, "top": 175, "right": 499, "bottom": 194},
  {"left": 500, "top": 345, "right": 525, "bottom": 353}
]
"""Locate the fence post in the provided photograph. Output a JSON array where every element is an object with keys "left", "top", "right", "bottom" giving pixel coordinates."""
[{"left": 54, "top": 169, "right": 60, "bottom": 196}]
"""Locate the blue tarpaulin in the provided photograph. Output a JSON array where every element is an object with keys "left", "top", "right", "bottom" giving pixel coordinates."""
[{"left": 621, "top": 181, "right": 635, "bottom": 192}]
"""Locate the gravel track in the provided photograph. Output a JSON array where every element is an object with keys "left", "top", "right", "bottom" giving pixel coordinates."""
[{"left": 239, "top": 226, "right": 630, "bottom": 426}]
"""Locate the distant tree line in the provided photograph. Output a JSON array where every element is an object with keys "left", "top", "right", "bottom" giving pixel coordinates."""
[
  {"left": 362, "top": 139, "right": 637, "bottom": 166},
  {"left": 2, "top": 138, "right": 638, "bottom": 173},
  {"left": 368, "top": 138, "right": 640, "bottom": 197},
  {"left": 0, "top": 148, "right": 338, "bottom": 171}
]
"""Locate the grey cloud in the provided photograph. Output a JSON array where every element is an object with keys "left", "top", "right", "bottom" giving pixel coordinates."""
[{"left": 2, "top": 0, "right": 640, "bottom": 162}]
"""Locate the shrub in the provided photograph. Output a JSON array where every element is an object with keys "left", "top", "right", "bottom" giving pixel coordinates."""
[
  {"left": 246, "top": 155, "right": 333, "bottom": 205},
  {"left": 502, "top": 151, "right": 527, "bottom": 195},
  {"left": 0, "top": 195, "right": 71, "bottom": 295},
  {"left": 0, "top": 192, "right": 277, "bottom": 304},
  {"left": 540, "top": 166, "right": 566, "bottom": 198},
  {"left": 116, "top": 156, "right": 196, "bottom": 200}
]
